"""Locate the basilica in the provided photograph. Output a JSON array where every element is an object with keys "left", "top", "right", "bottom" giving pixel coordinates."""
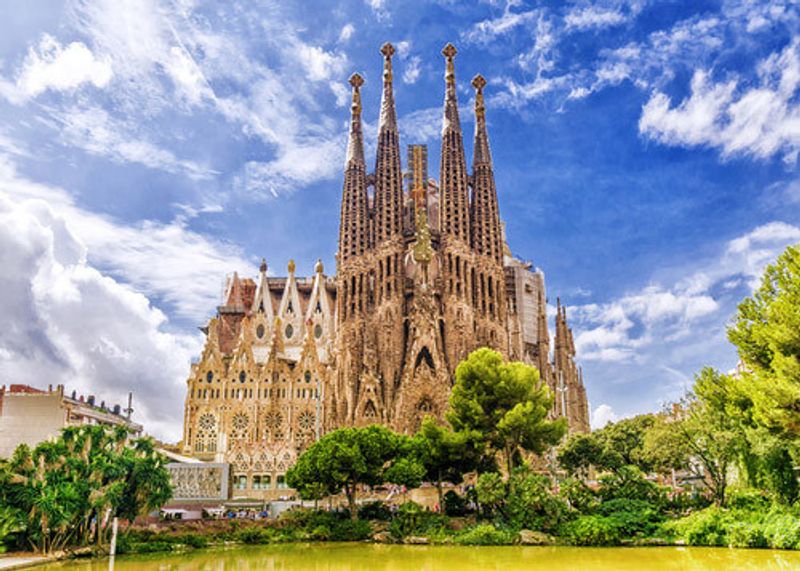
[{"left": 180, "top": 43, "right": 590, "bottom": 497}]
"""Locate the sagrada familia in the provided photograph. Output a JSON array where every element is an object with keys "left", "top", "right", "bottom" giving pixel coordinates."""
[{"left": 181, "top": 43, "right": 590, "bottom": 495}]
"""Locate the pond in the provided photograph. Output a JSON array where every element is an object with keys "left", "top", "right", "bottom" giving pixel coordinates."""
[{"left": 37, "top": 543, "right": 800, "bottom": 570}]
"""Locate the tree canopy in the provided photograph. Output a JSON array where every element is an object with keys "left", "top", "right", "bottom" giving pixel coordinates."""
[
  {"left": 0, "top": 425, "right": 171, "bottom": 553},
  {"left": 447, "top": 348, "right": 566, "bottom": 473},
  {"left": 729, "top": 244, "right": 800, "bottom": 438},
  {"left": 286, "top": 424, "right": 421, "bottom": 519}
]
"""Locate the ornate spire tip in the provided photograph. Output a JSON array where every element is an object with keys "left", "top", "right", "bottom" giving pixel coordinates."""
[
  {"left": 349, "top": 73, "right": 364, "bottom": 88},
  {"left": 259, "top": 258, "right": 267, "bottom": 273},
  {"left": 442, "top": 43, "right": 457, "bottom": 58},
  {"left": 380, "top": 42, "right": 395, "bottom": 58},
  {"left": 472, "top": 74, "right": 487, "bottom": 90}
]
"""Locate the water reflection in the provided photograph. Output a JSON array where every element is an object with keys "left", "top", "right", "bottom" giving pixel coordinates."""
[{"left": 40, "top": 544, "right": 800, "bottom": 571}]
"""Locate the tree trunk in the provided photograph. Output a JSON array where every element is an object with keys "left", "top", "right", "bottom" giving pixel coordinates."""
[
  {"left": 345, "top": 485, "right": 357, "bottom": 520},
  {"left": 436, "top": 480, "right": 444, "bottom": 513}
]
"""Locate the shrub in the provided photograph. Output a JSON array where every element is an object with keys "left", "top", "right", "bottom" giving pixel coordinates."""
[
  {"left": 560, "top": 515, "right": 623, "bottom": 546},
  {"left": 454, "top": 524, "right": 514, "bottom": 545},
  {"left": 389, "top": 501, "right": 447, "bottom": 539},
  {"left": 728, "top": 521, "right": 768, "bottom": 548},
  {"left": 359, "top": 502, "right": 392, "bottom": 521},
  {"left": 559, "top": 478, "right": 598, "bottom": 514},
  {"left": 727, "top": 489, "right": 770, "bottom": 511},
  {"left": 596, "top": 498, "right": 662, "bottom": 536},
  {"left": 665, "top": 506, "right": 732, "bottom": 546},
  {"left": 179, "top": 533, "right": 209, "bottom": 549},
  {"left": 761, "top": 509, "right": 800, "bottom": 549},
  {"left": 328, "top": 519, "right": 371, "bottom": 541},
  {"left": 235, "top": 527, "right": 277, "bottom": 544},
  {"left": 507, "top": 470, "right": 569, "bottom": 533},
  {"left": 598, "top": 465, "right": 663, "bottom": 504},
  {"left": 443, "top": 491, "right": 469, "bottom": 516}
]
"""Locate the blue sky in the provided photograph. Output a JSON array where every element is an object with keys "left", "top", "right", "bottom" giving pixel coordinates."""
[{"left": 1, "top": 0, "right": 799, "bottom": 439}]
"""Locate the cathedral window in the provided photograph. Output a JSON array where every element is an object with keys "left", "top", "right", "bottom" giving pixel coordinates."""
[
  {"left": 277, "top": 474, "right": 287, "bottom": 489},
  {"left": 285, "top": 324, "right": 294, "bottom": 339},
  {"left": 304, "top": 370, "right": 311, "bottom": 382},
  {"left": 256, "top": 324, "right": 265, "bottom": 339},
  {"left": 206, "top": 371, "right": 213, "bottom": 383},
  {"left": 315, "top": 301, "right": 322, "bottom": 313},
  {"left": 314, "top": 324, "right": 323, "bottom": 339},
  {"left": 298, "top": 411, "right": 315, "bottom": 431},
  {"left": 239, "top": 371, "right": 246, "bottom": 383},
  {"left": 233, "top": 475, "right": 247, "bottom": 490},
  {"left": 287, "top": 301, "right": 294, "bottom": 314},
  {"left": 363, "top": 401, "right": 377, "bottom": 420}
]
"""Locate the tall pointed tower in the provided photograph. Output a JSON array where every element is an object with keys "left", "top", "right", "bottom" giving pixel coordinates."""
[
  {"left": 469, "top": 73, "right": 508, "bottom": 350},
  {"left": 368, "top": 43, "right": 408, "bottom": 416},
  {"left": 438, "top": 43, "right": 479, "bottom": 371},
  {"left": 334, "top": 73, "right": 371, "bottom": 428}
]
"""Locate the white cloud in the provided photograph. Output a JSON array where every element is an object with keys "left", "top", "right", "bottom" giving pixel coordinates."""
[
  {"left": 639, "top": 38, "right": 800, "bottom": 163},
  {"left": 591, "top": 404, "right": 618, "bottom": 429},
  {"left": 565, "top": 6, "right": 626, "bottom": 31},
  {"left": 0, "top": 154, "right": 251, "bottom": 322},
  {"left": 16, "top": 34, "right": 112, "bottom": 97},
  {"left": 53, "top": 106, "right": 215, "bottom": 180},
  {"left": 572, "top": 220, "right": 800, "bottom": 363},
  {"left": 338, "top": 23, "right": 355, "bottom": 43},
  {"left": 403, "top": 56, "right": 421, "bottom": 84},
  {"left": 463, "top": 3, "right": 537, "bottom": 44},
  {"left": 0, "top": 193, "right": 199, "bottom": 441}
]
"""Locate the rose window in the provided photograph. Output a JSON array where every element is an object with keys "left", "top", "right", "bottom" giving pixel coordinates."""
[
  {"left": 298, "top": 411, "right": 315, "bottom": 431},
  {"left": 198, "top": 413, "right": 216, "bottom": 430}
]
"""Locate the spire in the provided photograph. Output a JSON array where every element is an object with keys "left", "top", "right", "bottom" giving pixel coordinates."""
[
  {"left": 472, "top": 74, "right": 492, "bottom": 166},
  {"left": 442, "top": 43, "right": 460, "bottom": 134},
  {"left": 469, "top": 73, "right": 502, "bottom": 262},
  {"left": 339, "top": 73, "right": 370, "bottom": 262},
  {"left": 374, "top": 42, "right": 403, "bottom": 245},
  {"left": 439, "top": 43, "right": 470, "bottom": 243},
  {"left": 345, "top": 73, "right": 365, "bottom": 167},
  {"left": 378, "top": 42, "right": 397, "bottom": 132}
]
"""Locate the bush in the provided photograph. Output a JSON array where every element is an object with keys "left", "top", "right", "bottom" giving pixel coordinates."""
[
  {"left": 664, "top": 506, "right": 732, "bottom": 546},
  {"left": 179, "top": 533, "right": 209, "bottom": 549},
  {"left": 389, "top": 501, "right": 447, "bottom": 539},
  {"left": 454, "top": 524, "right": 515, "bottom": 545},
  {"left": 598, "top": 466, "right": 663, "bottom": 504},
  {"left": 596, "top": 498, "right": 662, "bottom": 536},
  {"left": 560, "top": 515, "right": 623, "bottom": 546},
  {"left": 559, "top": 478, "right": 598, "bottom": 514},
  {"left": 728, "top": 521, "right": 768, "bottom": 548},
  {"left": 328, "top": 519, "right": 371, "bottom": 541},
  {"left": 443, "top": 491, "right": 469, "bottom": 516},
  {"left": 761, "top": 509, "right": 800, "bottom": 549},
  {"left": 359, "top": 502, "right": 392, "bottom": 521},
  {"left": 507, "top": 470, "right": 569, "bottom": 533},
  {"left": 235, "top": 527, "right": 278, "bottom": 544}
]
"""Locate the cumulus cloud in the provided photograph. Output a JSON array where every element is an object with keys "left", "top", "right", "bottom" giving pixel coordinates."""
[
  {"left": 0, "top": 154, "right": 252, "bottom": 322},
  {"left": 0, "top": 194, "right": 199, "bottom": 441},
  {"left": 591, "top": 404, "right": 618, "bottom": 429},
  {"left": 572, "top": 221, "right": 800, "bottom": 363},
  {"left": 639, "top": 40, "right": 800, "bottom": 162},
  {"left": 16, "top": 34, "right": 112, "bottom": 97}
]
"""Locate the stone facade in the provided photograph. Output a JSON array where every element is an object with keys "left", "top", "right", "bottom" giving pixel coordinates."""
[{"left": 181, "top": 43, "right": 590, "bottom": 498}]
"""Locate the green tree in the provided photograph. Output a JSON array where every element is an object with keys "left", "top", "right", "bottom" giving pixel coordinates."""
[
  {"left": 728, "top": 244, "right": 800, "bottom": 438},
  {"left": 0, "top": 425, "right": 172, "bottom": 553},
  {"left": 286, "top": 425, "right": 418, "bottom": 519},
  {"left": 644, "top": 369, "right": 744, "bottom": 506},
  {"left": 413, "top": 417, "right": 484, "bottom": 508},
  {"left": 448, "top": 348, "right": 566, "bottom": 474}
]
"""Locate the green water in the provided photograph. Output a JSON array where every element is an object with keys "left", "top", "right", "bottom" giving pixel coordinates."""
[{"left": 38, "top": 543, "right": 800, "bottom": 570}]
